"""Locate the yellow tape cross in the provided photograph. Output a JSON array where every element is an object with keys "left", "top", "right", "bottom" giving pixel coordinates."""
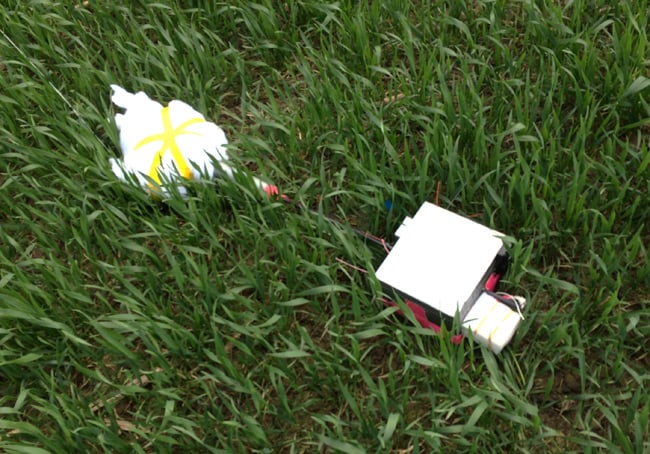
[{"left": 134, "top": 106, "right": 205, "bottom": 186}]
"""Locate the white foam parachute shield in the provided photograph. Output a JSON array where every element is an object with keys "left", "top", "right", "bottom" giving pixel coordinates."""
[{"left": 109, "top": 85, "right": 230, "bottom": 196}]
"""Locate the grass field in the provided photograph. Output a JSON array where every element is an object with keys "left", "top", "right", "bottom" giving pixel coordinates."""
[{"left": 1, "top": 1, "right": 649, "bottom": 452}]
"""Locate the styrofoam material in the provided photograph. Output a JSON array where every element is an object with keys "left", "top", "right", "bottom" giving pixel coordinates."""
[
  {"left": 376, "top": 202, "right": 505, "bottom": 320},
  {"left": 109, "top": 85, "right": 229, "bottom": 195},
  {"left": 462, "top": 292, "right": 522, "bottom": 354}
]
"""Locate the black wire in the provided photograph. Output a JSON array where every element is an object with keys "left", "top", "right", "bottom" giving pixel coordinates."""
[
  {"left": 281, "top": 196, "right": 393, "bottom": 254},
  {"left": 483, "top": 290, "right": 522, "bottom": 312}
]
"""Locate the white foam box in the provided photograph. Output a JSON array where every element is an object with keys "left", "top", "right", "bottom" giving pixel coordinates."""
[{"left": 376, "top": 202, "right": 505, "bottom": 324}]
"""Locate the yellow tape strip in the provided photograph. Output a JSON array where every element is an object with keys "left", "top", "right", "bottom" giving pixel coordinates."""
[
  {"left": 472, "top": 298, "right": 500, "bottom": 335},
  {"left": 488, "top": 305, "right": 515, "bottom": 347},
  {"left": 134, "top": 106, "right": 205, "bottom": 186}
]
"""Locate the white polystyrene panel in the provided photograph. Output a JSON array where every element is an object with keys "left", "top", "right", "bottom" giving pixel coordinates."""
[{"left": 376, "top": 202, "right": 504, "bottom": 318}]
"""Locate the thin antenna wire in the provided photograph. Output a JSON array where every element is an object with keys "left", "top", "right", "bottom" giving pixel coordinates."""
[
  {"left": 280, "top": 194, "right": 393, "bottom": 254},
  {"left": 335, "top": 257, "right": 368, "bottom": 274}
]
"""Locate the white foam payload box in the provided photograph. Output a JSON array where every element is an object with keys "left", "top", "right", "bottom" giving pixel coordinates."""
[{"left": 376, "top": 202, "right": 525, "bottom": 353}]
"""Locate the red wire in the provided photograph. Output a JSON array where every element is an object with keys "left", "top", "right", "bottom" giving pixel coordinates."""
[
  {"left": 335, "top": 257, "right": 369, "bottom": 274},
  {"left": 380, "top": 239, "right": 391, "bottom": 254}
]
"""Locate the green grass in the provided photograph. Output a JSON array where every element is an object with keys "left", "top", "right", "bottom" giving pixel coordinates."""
[{"left": 1, "top": 0, "right": 649, "bottom": 452}]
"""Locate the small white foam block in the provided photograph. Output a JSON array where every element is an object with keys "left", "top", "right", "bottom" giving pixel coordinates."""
[
  {"left": 394, "top": 216, "right": 412, "bottom": 238},
  {"left": 462, "top": 293, "right": 522, "bottom": 354},
  {"left": 376, "top": 202, "right": 504, "bottom": 319},
  {"left": 109, "top": 85, "right": 229, "bottom": 195}
]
